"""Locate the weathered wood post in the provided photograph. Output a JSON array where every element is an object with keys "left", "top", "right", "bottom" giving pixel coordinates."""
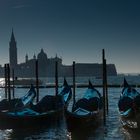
[
  {"left": 12, "top": 69, "right": 15, "bottom": 98},
  {"left": 102, "top": 49, "right": 106, "bottom": 124},
  {"left": 55, "top": 61, "right": 58, "bottom": 96},
  {"left": 35, "top": 60, "right": 39, "bottom": 103},
  {"left": 72, "top": 61, "right": 76, "bottom": 111},
  {"left": 4, "top": 64, "right": 8, "bottom": 99},
  {"left": 7, "top": 64, "right": 11, "bottom": 101},
  {"left": 104, "top": 59, "right": 109, "bottom": 113}
]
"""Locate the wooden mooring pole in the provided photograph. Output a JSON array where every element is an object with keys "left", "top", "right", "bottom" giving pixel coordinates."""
[
  {"left": 7, "top": 64, "right": 11, "bottom": 101},
  {"left": 4, "top": 64, "right": 7, "bottom": 99},
  {"left": 104, "top": 59, "right": 109, "bottom": 113},
  {"left": 55, "top": 61, "right": 58, "bottom": 96},
  {"left": 102, "top": 49, "right": 109, "bottom": 124},
  {"left": 35, "top": 60, "right": 39, "bottom": 103},
  {"left": 72, "top": 61, "right": 76, "bottom": 111},
  {"left": 12, "top": 69, "right": 15, "bottom": 98},
  {"left": 102, "top": 49, "right": 106, "bottom": 124}
]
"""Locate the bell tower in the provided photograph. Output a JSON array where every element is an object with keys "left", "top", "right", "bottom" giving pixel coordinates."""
[{"left": 9, "top": 29, "right": 17, "bottom": 69}]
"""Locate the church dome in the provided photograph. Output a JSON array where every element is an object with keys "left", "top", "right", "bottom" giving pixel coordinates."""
[{"left": 37, "top": 49, "right": 47, "bottom": 60}]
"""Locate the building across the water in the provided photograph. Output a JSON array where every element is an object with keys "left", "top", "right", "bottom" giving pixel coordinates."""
[{"left": 0, "top": 30, "right": 117, "bottom": 78}]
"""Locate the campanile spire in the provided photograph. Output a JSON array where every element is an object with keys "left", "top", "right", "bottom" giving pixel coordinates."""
[{"left": 9, "top": 29, "right": 17, "bottom": 68}]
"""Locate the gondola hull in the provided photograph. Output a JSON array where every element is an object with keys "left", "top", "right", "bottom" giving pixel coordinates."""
[
  {"left": 118, "top": 78, "right": 140, "bottom": 129},
  {"left": 65, "top": 81, "right": 103, "bottom": 131},
  {"left": 0, "top": 108, "right": 64, "bottom": 129},
  {"left": 0, "top": 85, "right": 36, "bottom": 111},
  {"left": 120, "top": 109, "right": 140, "bottom": 129},
  {"left": 0, "top": 79, "right": 72, "bottom": 129},
  {"left": 65, "top": 109, "right": 102, "bottom": 130}
]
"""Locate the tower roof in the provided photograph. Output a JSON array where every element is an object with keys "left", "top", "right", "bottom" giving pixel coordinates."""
[{"left": 10, "top": 28, "right": 16, "bottom": 42}]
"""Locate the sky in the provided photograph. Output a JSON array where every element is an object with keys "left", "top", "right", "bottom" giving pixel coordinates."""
[{"left": 0, "top": 0, "right": 140, "bottom": 73}]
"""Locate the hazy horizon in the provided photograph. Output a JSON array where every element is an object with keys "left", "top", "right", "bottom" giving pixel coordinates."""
[{"left": 0, "top": 0, "right": 140, "bottom": 73}]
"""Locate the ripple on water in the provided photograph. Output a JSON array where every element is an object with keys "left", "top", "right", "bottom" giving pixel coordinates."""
[{"left": 0, "top": 87, "right": 139, "bottom": 139}]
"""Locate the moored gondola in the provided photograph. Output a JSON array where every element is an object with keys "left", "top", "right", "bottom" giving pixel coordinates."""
[
  {"left": 65, "top": 81, "right": 103, "bottom": 131},
  {"left": 0, "top": 79, "right": 72, "bottom": 129},
  {"left": 0, "top": 84, "right": 36, "bottom": 111},
  {"left": 118, "top": 78, "right": 140, "bottom": 129}
]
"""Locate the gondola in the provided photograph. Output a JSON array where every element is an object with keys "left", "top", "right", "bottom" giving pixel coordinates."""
[
  {"left": 65, "top": 81, "right": 103, "bottom": 131},
  {"left": 0, "top": 84, "right": 36, "bottom": 111},
  {"left": 118, "top": 78, "right": 140, "bottom": 129},
  {"left": 0, "top": 79, "right": 72, "bottom": 128}
]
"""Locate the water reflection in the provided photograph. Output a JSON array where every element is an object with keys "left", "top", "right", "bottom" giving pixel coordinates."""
[
  {"left": 1, "top": 118, "right": 68, "bottom": 140},
  {"left": 68, "top": 125, "right": 105, "bottom": 140},
  {"left": 0, "top": 86, "right": 140, "bottom": 139}
]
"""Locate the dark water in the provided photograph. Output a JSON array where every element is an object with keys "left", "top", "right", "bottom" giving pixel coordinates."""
[{"left": 0, "top": 78, "right": 140, "bottom": 139}]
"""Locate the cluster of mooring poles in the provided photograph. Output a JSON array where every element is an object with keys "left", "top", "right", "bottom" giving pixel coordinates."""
[
  {"left": 4, "top": 49, "right": 109, "bottom": 125},
  {"left": 70, "top": 49, "right": 109, "bottom": 125},
  {"left": 35, "top": 60, "right": 59, "bottom": 103},
  {"left": 35, "top": 60, "right": 58, "bottom": 102},
  {"left": 4, "top": 64, "right": 14, "bottom": 101}
]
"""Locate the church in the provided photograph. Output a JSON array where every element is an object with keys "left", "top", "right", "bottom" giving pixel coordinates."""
[
  {"left": 9, "top": 29, "right": 62, "bottom": 77},
  {"left": 0, "top": 30, "right": 117, "bottom": 78}
]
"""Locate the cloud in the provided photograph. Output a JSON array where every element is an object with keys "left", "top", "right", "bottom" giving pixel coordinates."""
[{"left": 12, "top": 5, "right": 31, "bottom": 9}]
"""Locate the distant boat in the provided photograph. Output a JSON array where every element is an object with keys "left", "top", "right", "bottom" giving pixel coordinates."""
[
  {"left": 118, "top": 78, "right": 140, "bottom": 129},
  {"left": 10, "top": 78, "right": 43, "bottom": 86},
  {"left": 0, "top": 79, "right": 72, "bottom": 129},
  {"left": 65, "top": 81, "right": 103, "bottom": 131}
]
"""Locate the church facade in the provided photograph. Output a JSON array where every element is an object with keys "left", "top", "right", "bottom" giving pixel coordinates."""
[{"left": 0, "top": 30, "right": 117, "bottom": 78}]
